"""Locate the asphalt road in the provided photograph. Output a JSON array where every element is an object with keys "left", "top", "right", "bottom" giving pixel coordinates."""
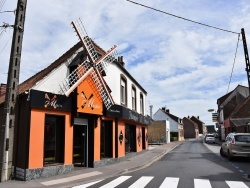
[{"left": 81, "top": 139, "right": 250, "bottom": 188}]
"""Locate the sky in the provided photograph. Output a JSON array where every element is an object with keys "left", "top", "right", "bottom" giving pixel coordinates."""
[{"left": 1, "top": 0, "right": 250, "bottom": 126}]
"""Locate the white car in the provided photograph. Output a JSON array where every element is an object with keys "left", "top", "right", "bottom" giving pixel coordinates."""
[{"left": 205, "top": 134, "right": 215, "bottom": 144}]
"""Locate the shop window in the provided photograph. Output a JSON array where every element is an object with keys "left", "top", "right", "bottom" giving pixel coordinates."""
[
  {"left": 44, "top": 114, "right": 65, "bottom": 166},
  {"left": 132, "top": 86, "right": 136, "bottom": 111},
  {"left": 120, "top": 76, "right": 127, "bottom": 106},
  {"left": 140, "top": 93, "right": 144, "bottom": 115}
]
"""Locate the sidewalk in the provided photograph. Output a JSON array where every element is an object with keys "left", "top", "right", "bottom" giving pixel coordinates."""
[{"left": 0, "top": 141, "right": 183, "bottom": 188}]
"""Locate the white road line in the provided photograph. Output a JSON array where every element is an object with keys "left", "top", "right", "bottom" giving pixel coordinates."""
[
  {"left": 100, "top": 176, "right": 131, "bottom": 188},
  {"left": 41, "top": 171, "right": 102, "bottom": 186},
  {"left": 128, "top": 176, "right": 154, "bottom": 188},
  {"left": 159, "top": 177, "right": 179, "bottom": 188},
  {"left": 194, "top": 179, "right": 212, "bottom": 188},
  {"left": 226, "top": 181, "right": 249, "bottom": 188},
  {"left": 72, "top": 179, "right": 103, "bottom": 188}
]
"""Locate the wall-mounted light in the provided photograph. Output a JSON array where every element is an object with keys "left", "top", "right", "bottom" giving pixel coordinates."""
[
  {"left": 145, "top": 133, "right": 148, "bottom": 141},
  {"left": 119, "top": 131, "right": 123, "bottom": 144}
]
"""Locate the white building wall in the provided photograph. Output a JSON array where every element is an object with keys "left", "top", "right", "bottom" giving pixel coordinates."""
[
  {"left": 104, "top": 63, "right": 147, "bottom": 115},
  {"left": 166, "top": 120, "right": 170, "bottom": 143},
  {"left": 31, "top": 48, "right": 83, "bottom": 94},
  {"left": 153, "top": 109, "right": 178, "bottom": 132},
  {"left": 32, "top": 62, "right": 69, "bottom": 94},
  {"left": 153, "top": 110, "right": 167, "bottom": 120}
]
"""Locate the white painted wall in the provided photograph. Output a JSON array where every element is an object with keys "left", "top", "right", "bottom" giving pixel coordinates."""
[
  {"left": 166, "top": 120, "right": 170, "bottom": 143},
  {"left": 104, "top": 62, "right": 147, "bottom": 115},
  {"left": 153, "top": 109, "right": 179, "bottom": 132},
  {"left": 31, "top": 48, "right": 82, "bottom": 94},
  {"left": 32, "top": 62, "right": 69, "bottom": 94}
]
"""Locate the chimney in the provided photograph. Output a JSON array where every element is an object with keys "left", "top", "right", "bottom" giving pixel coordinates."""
[
  {"left": 197, "top": 116, "right": 199, "bottom": 119},
  {"left": 149, "top": 105, "right": 153, "bottom": 118},
  {"left": 117, "top": 56, "right": 125, "bottom": 67},
  {"left": 162, "top": 107, "right": 166, "bottom": 112},
  {"left": 0, "top": 83, "right": 6, "bottom": 96}
]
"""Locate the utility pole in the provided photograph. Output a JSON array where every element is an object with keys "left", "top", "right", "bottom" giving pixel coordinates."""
[
  {"left": 241, "top": 28, "right": 250, "bottom": 94},
  {"left": 0, "top": 0, "right": 27, "bottom": 181}
]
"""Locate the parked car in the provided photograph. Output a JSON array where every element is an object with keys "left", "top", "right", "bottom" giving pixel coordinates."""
[
  {"left": 220, "top": 133, "right": 250, "bottom": 160},
  {"left": 204, "top": 133, "right": 215, "bottom": 144}
]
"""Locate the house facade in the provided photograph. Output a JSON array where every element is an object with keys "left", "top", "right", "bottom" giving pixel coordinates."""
[
  {"left": 225, "top": 97, "right": 250, "bottom": 134},
  {"left": 217, "top": 85, "right": 249, "bottom": 140},
  {"left": 183, "top": 117, "right": 199, "bottom": 139},
  {"left": 190, "top": 116, "right": 206, "bottom": 136},
  {"left": 153, "top": 107, "right": 184, "bottom": 141},
  {"left": 0, "top": 41, "right": 151, "bottom": 180}
]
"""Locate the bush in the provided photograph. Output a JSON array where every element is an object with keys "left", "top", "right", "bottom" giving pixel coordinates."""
[
  {"left": 170, "top": 132, "right": 178, "bottom": 141},
  {"left": 170, "top": 137, "right": 178, "bottom": 141}
]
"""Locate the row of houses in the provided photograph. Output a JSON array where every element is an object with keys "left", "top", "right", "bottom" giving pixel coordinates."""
[
  {"left": 216, "top": 84, "right": 250, "bottom": 140},
  {"left": 0, "top": 23, "right": 218, "bottom": 181},
  {"left": 148, "top": 107, "right": 210, "bottom": 143}
]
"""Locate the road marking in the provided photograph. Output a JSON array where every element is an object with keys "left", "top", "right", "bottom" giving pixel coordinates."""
[
  {"left": 72, "top": 179, "right": 103, "bottom": 188},
  {"left": 194, "top": 179, "right": 212, "bottom": 188},
  {"left": 100, "top": 176, "right": 131, "bottom": 188},
  {"left": 159, "top": 177, "right": 179, "bottom": 188},
  {"left": 226, "top": 181, "right": 249, "bottom": 188},
  {"left": 41, "top": 171, "right": 102, "bottom": 186},
  {"left": 128, "top": 176, "right": 154, "bottom": 188},
  {"left": 71, "top": 176, "right": 250, "bottom": 188}
]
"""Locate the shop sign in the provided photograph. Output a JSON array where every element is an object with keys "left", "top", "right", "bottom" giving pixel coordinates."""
[
  {"left": 105, "top": 104, "right": 152, "bottom": 125},
  {"left": 30, "top": 89, "right": 72, "bottom": 111},
  {"left": 77, "top": 77, "right": 103, "bottom": 115}
]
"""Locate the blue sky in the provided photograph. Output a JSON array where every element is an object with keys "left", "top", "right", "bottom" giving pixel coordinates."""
[{"left": 1, "top": 0, "right": 250, "bottom": 125}]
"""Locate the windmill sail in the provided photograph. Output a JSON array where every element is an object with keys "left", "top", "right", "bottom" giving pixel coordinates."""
[{"left": 59, "top": 18, "right": 117, "bottom": 109}]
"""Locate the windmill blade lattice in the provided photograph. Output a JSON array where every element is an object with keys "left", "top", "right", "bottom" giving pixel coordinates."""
[{"left": 59, "top": 18, "right": 118, "bottom": 110}]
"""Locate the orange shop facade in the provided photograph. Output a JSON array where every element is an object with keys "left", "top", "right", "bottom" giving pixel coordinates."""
[{"left": 13, "top": 78, "right": 150, "bottom": 180}]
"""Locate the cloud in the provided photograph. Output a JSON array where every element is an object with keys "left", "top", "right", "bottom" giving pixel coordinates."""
[{"left": 1, "top": 0, "right": 250, "bottom": 125}]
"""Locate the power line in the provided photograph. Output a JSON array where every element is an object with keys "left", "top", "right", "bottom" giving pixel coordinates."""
[
  {"left": 227, "top": 34, "right": 240, "bottom": 93},
  {"left": 126, "top": 0, "right": 240, "bottom": 35},
  {"left": 0, "top": 0, "right": 6, "bottom": 11},
  {"left": 0, "top": 35, "right": 11, "bottom": 55},
  {"left": 0, "top": 10, "right": 16, "bottom": 14},
  {"left": 0, "top": 28, "right": 5, "bottom": 39}
]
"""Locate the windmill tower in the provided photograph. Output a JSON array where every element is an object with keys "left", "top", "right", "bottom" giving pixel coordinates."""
[{"left": 59, "top": 18, "right": 118, "bottom": 109}]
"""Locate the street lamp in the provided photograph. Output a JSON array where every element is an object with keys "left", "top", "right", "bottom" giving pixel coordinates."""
[{"left": 207, "top": 109, "right": 215, "bottom": 112}]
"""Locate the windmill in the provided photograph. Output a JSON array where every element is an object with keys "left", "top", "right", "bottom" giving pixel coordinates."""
[{"left": 59, "top": 18, "right": 118, "bottom": 110}]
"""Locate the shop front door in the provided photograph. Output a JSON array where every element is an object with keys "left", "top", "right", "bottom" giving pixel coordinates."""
[{"left": 73, "top": 124, "right": 88, "bottom": 167}]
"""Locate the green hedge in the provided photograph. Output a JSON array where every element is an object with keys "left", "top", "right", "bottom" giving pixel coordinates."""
[
  {"left": 170, "top": 137, "right": 178, "bottom": 141},
  {"left": 170, "top": 132, "right": 178, "bottom": 141}
]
